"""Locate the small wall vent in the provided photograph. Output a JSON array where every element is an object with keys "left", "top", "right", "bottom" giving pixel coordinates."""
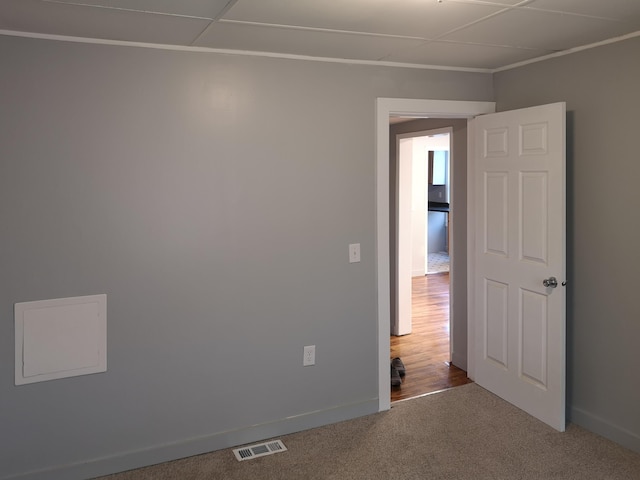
[{"left": 232, "top": 439, "right": 287, "bottom": 461}]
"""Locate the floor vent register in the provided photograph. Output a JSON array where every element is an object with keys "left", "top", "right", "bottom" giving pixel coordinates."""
[{"left": 233, "top": 439, "right": 287, "bottom": 461}]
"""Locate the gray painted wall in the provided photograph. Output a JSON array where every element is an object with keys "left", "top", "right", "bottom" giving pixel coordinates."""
[
  {"left": 0, "top": 35, "right": 492, "bottom": 479},
  {"left": 494, "top": 36, "right": 640, "bottom": 453},
  {"left": 427, "top": 211, "right": 447, "bottom": 253},
  {"left": 389, "top": 118, "right": 468, "bottom": 370}
]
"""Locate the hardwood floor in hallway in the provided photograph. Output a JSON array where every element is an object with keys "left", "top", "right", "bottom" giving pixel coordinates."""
[{"left": 390, "top": 272, "right": 472, "bottom": 403}]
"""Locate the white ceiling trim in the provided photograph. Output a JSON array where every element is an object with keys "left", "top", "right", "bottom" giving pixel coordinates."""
[
  {"left": 436, "top": 38, "right": 543, "bottom": 52},
  {"left": 513, "top": 5, "right": 635, "bottom": 22},
  {"left": 40, "top": 0, "right": 214, "bottom": 20},
  {"left": 493, "top": 30, "right": 640, "bottom": 72},
  {"left": 50, "top": 0, "right": 623, "bottom": 23},
  {"left": 217, "top": 19, "right": 429, "bottom": 41},
  {"left": 1, "top": 27, "right": 638, "bottom": 74},
  {"left": 0, "top": 29, "right": 492, "bottom": 73},
  {"left": 447, "top": 0, "right": 631, "bottom": 22}
]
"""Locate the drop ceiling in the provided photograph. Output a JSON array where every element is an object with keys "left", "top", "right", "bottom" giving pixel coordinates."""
[{"left": 1, "top": 0, "right": 639, "bottom": 71}]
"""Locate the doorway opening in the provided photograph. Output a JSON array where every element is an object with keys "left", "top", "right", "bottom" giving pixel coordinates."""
[
  {"left": 391, "top": 126, "right": 471, "bottom": 402},
  {"left": 390, "top": 272, "right": 471, "bottom": 402},
  {"left": 375, "top": 98, "right": 496, "bottom": 412},
  {"left": 394, "top": 127, "right": 452, "bottom": 337}
]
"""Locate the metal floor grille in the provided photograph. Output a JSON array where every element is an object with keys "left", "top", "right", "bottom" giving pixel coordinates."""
[{"left": 232, "top": 439, "right": 287, "bottom": 461}]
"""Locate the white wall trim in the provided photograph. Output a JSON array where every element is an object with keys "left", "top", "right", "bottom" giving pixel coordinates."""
[
  {"left": 466, "top": 117, "right": 477, "bottom": 381},
  {"left": 2, "top": 28, "right": 638, "bottom": 74},
  {"left": 570, "top": 406, "right": 640, "bottom": 454},
  {"left": 0, "top": 29, "right": 491, "bottom": 73},
  {"left": 493, "top": 30, "right": 640, "bottom": 73},
  {"left": 376, "top": 98, "right": 495, "bottom": 412},
  {"left": 7, "top": 398, "right": 378, "bottom": 480}
]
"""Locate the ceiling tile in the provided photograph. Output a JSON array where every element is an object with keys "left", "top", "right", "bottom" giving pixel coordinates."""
[
  {"left": 223, "top": 0, "right": 505, "bottom": 39},
  {"left": 195, "top": 21, "right": 426, "bottom": 61},
  {"left": 528, "top": 0, "right": 640, "bottom": 22},
  {"left": 43, "top": 0, "right": 233, "bottom": 19},
  {"left": 1, "top": 0, "right": 638, "bottom": 70},
  {"left": 441, "top": 7, "right": 638, "bottom": 51},
  {"left": 0, "top": 0, "right": 211, "bottom": 45},
  {"left": 383, "top": 41, "right": 552, "bottom": 69}
]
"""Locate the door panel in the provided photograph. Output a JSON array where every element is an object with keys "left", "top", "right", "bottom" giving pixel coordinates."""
[
  {"left": 485, "top": 279, "right": 508, "bottom": 368},
  {"left": 472, "top": 102, "right": 566, "bottom": 432},
  {"left": 485, "top": 172, "right": 508, "bottom": 256},
  {"left": 520, "top": 288, "right": 548, "bottom": 387},
  {"left": 521, "top": 172, "right": 548, "bottom": 263}
]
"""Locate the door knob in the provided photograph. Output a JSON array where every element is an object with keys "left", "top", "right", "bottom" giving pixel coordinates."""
[{"left": 543, "top": 277, "right": 558, "bottom": 288}]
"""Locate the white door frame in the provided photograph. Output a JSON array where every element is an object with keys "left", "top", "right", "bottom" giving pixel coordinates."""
[{"left": 376, "top": 98, "right": 495, "bottom": 412}]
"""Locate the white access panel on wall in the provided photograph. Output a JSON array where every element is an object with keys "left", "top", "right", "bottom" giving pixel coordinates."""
[{"left": 15, "top": 294, "right": 107, "bottom": 385}]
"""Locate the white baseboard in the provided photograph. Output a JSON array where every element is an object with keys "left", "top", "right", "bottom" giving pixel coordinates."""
[
  {"left": 570, "top": 406, "right": 640, "bottom": 453},
  {"left": 6, "top": 398, "right": 379, "bottom": 480}
]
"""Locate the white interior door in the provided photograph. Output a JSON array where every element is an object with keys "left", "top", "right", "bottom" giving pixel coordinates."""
[{"left": 472, "top": 103, "right": 566, "bottom": 431}]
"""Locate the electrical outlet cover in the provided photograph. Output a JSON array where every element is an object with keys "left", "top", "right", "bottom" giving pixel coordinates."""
[{"left": 303, "top": 345, "right": 315, "bottom": 366}]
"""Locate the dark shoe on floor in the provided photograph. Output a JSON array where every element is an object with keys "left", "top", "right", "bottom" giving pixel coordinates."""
[
  {"left": 391, "top": 365, "right": 402, "bottom": 387},
  {"left": 391, "top": 357, "right": 406, "bottom": 377}
]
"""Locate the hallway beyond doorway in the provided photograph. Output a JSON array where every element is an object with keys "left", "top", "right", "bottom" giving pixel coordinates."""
[
  {"left": 391, "top": 273, "right": 471, "bottom": 402},
  {"left": 427, "top": 251, "right": 450, "bottom": 274}
]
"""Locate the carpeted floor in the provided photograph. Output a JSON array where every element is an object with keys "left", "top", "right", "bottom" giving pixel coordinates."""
[{"left": 96, "top": 383, "right": 640, "bottom": 480}]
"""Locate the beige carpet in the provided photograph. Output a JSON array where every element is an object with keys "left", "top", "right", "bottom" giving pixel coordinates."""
[{"left": 96, "top": 383, "right": 640, "bottom": 480}]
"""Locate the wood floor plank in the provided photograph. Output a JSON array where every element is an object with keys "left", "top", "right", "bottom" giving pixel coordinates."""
[{"left": 390, "top": 272, "right": 472, "bottom": 402}]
